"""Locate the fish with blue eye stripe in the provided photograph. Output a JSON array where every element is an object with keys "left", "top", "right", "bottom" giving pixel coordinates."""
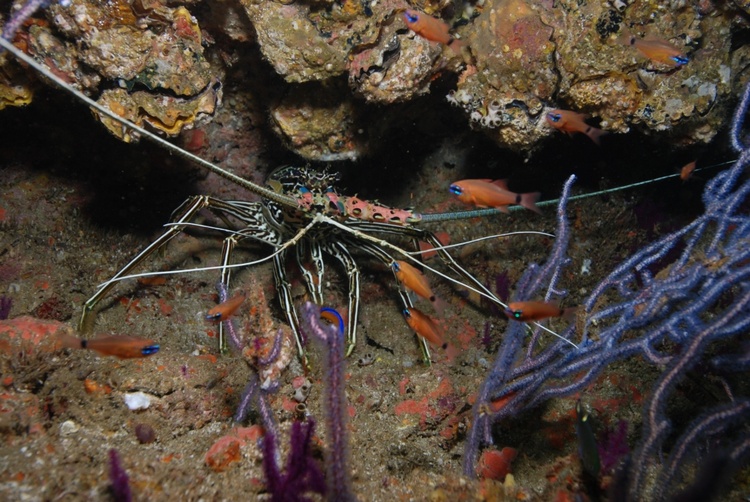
[
  {"left": 504, "top": 300, "right": 577, "bottom": 323},
  {"left": 402, "top": 307, "right": 458, "bottom": 362},
  {"left": 619, "top": 33, "right": 689, "bottom": 68},
  {"left": 402, "top": 9, "right": 465, "bottom": 55},
  {"left": 58, "top": 332, "right": 159, "bottom": 358},
  {"left": 206, "top": 294, "right": 245, "bottom": 322},
  {"left": 545, "top": 110, "right": 609, "bottom": 145}
]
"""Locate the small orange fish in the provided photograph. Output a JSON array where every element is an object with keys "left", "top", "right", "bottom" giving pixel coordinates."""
[
  {"left": 621, "top": 34, "right": 689, "bottom": 68},
  {"left": 449, "top": 179, "right": 541, "bottom": 214},
  {"left": 137, "top": 275, "right": 167, "bottom": 286},
  {"left": 403, "top": 9, "right": 464, "bottom": 54},
  {"left": 680, "top": 160, "right": 697, "bottom": 182},
  {"left": 504, "top": 301, "right": 577, "bottom": 322},
  {"left": 59, "top": 333, "right": 159, "bottom": 358},
  {"left": 206, "top": 294, "right": 245, "bottom": 322},
  {"left": 546, "top": 109, "right": 608, "bottom": 145},
  {"left": 392, "top": 260, "right": 434, "bottom": 301},
  {"left": 403, "top": 307, "right": 457, "bottom": 361},
  {"left": 392, "top": 261, "right": 446, "bottom": 314}
]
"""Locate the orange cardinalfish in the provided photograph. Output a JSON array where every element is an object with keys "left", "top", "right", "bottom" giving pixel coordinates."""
[
  {"left": 58, "top": 333, "right": 159, "bottom": 358},
  {"left": 449, "top": 179, "right": 541, "bottom": 214},
  {"left": 403, "top": 9, "right": 464, "bottom": 54},
  {"left": 206, "top": 294, "right": 245, "bottom": 322},
  {"left": 546, "top": 109, "right": 608, "bottom": 145},
  {"left": 403, "top": 307, "right": 458, "bottom": 361},
  {"left": 391, "top": 260, "right": 447, "bottom": 313},
  {"left": 680, "top": 160, "right": 697, "bottom": 182},
  {"left": 504, "top": 301, "right": 577, "bottom": 322},
  {"left": 620, "top": 33, "right": 689, "bottom": 68}
]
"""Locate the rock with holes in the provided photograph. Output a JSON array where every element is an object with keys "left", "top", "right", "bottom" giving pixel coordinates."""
[{"left": 449, "top": 0, "right": 734, "bottom": 152}]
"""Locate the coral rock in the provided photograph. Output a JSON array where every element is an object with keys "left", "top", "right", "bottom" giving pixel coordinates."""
[
  {"left": 94, "top": 81, "right": 222, "bottom": 141},
  {"left": 269, "top": 81, "right": 362, "bottom": 161},
  {"left": 240, "top": 0, "right": 347, "bottom": 83}
]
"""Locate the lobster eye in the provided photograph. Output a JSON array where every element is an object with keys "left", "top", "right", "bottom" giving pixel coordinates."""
[
  {"left": 404, "top": 11, "right": 419, "bottom": 23},
  {"left": 391, "top": 261, "right": 401, "bottom": 272},
  {"left": 449, "top": 184, "right": 463, "bottom": 195},
  {"left": 402, "top": 309, "right": 411, "bottom": 318},
  {"left": 547, "top": 113, "right": 562, "bottom": 123}
]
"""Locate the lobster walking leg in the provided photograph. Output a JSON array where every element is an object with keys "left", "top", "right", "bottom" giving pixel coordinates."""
[
  {"left": 354, "top": 240, "right": 431, "bottom": 363},
  {"left": 272, "top": 249, "right": 306, "bottom": 359},
  {"left": 325, "top": 241, "right": 362, "bottom": 357},
  {"left": 79, "top": 195, "right": 214, "bottom": 334}
]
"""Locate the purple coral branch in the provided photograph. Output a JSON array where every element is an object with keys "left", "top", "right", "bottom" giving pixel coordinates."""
[
  {"left": 2, "top": 0, "right": 48, "bottom": 42},
  {"left": 262, "top": 419, "right": 326, "bottom": 502},
  {"left": 259, "top": 328, "right": 284, "bottom": 367},
  {"left": 525, "top": 174, "right": 576, "bottom": 354},
  {"left": 108, "top": 449, "right": 132, "bottom": 502},
  {"left": 730, "top": 75, "right": 750, "bottom": 153},
  {"left": 655, "top": 399, "right": 750, "bottom": 500},
  {"left": 234, "top": 375, "right": 258, "bottom": 424},
  {"left": 299, "top": 301, "right": 355, "bottom": 502},
  {"left": 463, "top": 82, "right": 750, "bottom": 499},
  {"left": 234, "top": 356, "right": 279, "bottom": 442},
  {"left": 0, "top": 295, "right": 11, "bottom": 320},
  {"left": 464, "top": 176, "right": 577, "bottom": 476},
  {"left": 1, "top": 0, "right": 71, "bottom": 43}
]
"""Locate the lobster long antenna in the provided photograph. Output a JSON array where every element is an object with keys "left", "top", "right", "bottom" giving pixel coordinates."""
[
  {"left": 420, "top": 160, "right": 736, "bottom": 222},
  {"left": 0, "top": 36, "right": 300, "bottom": 210},
  {"left": 406, "top": 230, "right": 556, "bottom": 255},
  {"left": 318, "top": 215, "right": 580, "bottom": 349}
]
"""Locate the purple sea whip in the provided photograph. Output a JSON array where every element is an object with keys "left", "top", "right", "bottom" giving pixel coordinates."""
[
  {"left": 0, "top": 295, "right": 11, "bottom": 320},
  {"left": 261, "top": 419, "right": 326, "bottom": 502},
  {"left": 299, "top": 301, "right": 356, "bottom": 502},
  {"left": 108, "top": 449, "right": 132, "bottom": 502},
  {"left": 1, "top": 0, "right": 70, "bottom": 43},
  {"left": 464, "top": 81, "right": 750, "bottom": 499}
]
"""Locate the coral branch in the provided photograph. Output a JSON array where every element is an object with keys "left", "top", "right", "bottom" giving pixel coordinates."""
[
  {"left": 299, "top": 301, "right": 356, "bottom": 502},
  {"left": 463, "top": 83, "right": 750, "bottom": 499},
  {"left": 108, "top": 449, "right": 132, "bottom": 502},
  {"left": 262, "top": 419, "right": 326, "bottom": 502}
]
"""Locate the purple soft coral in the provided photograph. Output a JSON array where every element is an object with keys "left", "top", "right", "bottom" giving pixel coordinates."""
[
  {"left": 598, "top": 420, "right": 630, "bottom": 475},
  {"left": 262, "top": 419, "right": 326, "bottom": 502},
  {"left": 0, "top": 295, "right": 11, "bottom": 320},
  {"left": 108, "top": 449, "right": 132, "bottom": 502}
]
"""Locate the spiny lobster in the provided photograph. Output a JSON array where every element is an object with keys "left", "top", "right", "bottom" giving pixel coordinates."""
[{"left": 0, "top": 35, "right": 526, "bottom": 363}]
